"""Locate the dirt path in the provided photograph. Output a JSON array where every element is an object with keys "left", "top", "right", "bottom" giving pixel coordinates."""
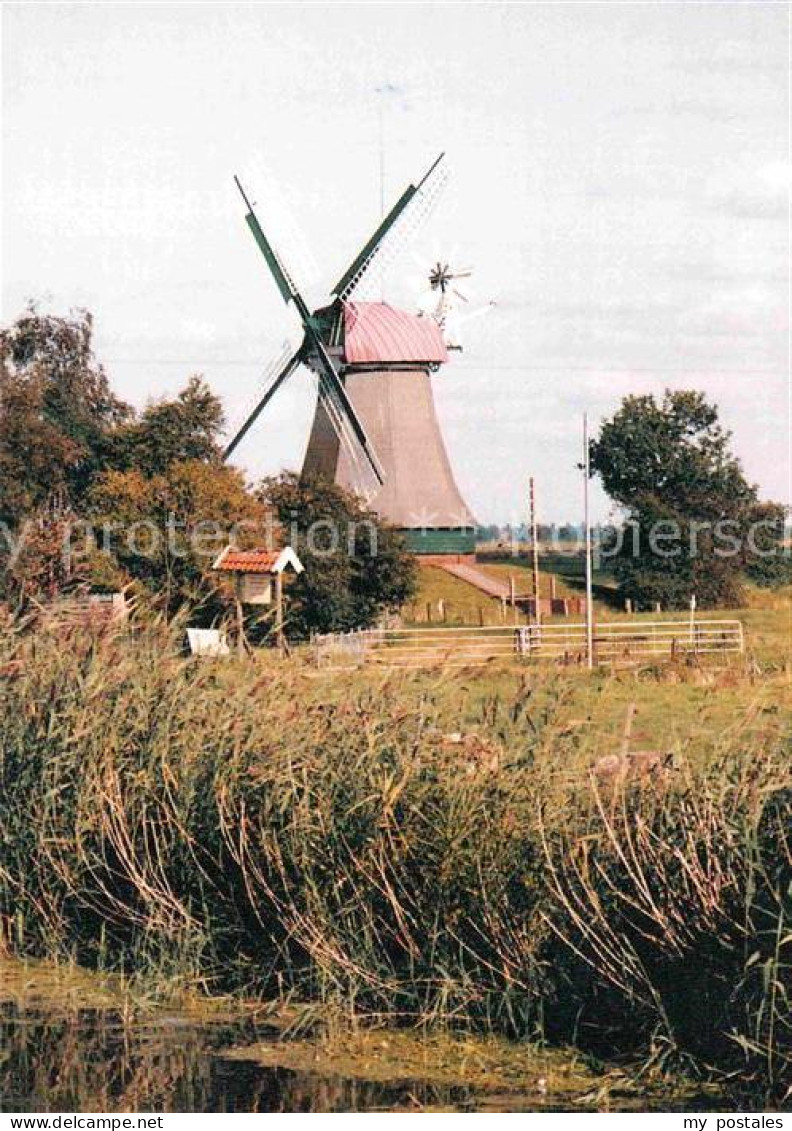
[{"left": 435, "top": 561, "right": 528, "bottom": 600}]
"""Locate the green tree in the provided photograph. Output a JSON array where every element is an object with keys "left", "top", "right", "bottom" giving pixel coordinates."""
[
  {"left": 85, "top": 460, "right": 269, "bottom": 617},
  {"left": 259, "top": 473, "right": 418, "bottom": 638},
  {"left": 742, "top": 500, "right": 791, "bottom": 588},
  {"left": 0, "top": 308, "right": 275, "bottom": 617},
  {"left": 113, "top": 375, "right": 225, "bottom": 475},
  {"left": 589, "top": 391, "right": 787, "bottom": 608},
  {"left": 0, "top": 308, "right": 131, "bottom": 523}
]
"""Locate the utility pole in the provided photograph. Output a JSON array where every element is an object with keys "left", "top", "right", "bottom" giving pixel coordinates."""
[
  {"left": 529, "top": 476, "right": 540, "bottom": 620},
  {"left": 374, "top": 83, "right": 390, "bottom": 301},
  {"left": 583, "top": 414, "right": 594, "bottom": 669}
]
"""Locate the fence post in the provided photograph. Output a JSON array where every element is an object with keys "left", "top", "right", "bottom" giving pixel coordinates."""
[{"left": 689, "top": 594, "right": 696, "bottom": 650}]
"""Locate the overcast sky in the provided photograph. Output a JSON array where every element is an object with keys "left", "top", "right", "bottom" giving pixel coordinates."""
[{"left": 2, "top": 0, "right": 789, "bottom": 523}]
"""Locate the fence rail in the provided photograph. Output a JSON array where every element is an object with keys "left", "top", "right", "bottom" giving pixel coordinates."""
[
  {"left": 518, "top": 619, "right": 744, "bottom": 662},
  {"left": 312, "top": 618, "right": 744, "bottom": 669}
]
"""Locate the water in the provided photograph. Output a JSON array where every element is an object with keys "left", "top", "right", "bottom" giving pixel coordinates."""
[
  {"left": 0, "top": 997, "right": 499, "bottom": 1112},
  {"left": 0, "top": 959, "right": 717, "bottom": 1113},
  {"left": 0, "top": 1000, "right": 483, "bottom": 1112}
]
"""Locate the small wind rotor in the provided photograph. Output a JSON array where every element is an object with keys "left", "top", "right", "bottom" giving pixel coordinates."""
[
  {"left": 412, "top": 255, "right": 493, "bottom": 351},
  {"left": 428, "top": 260, "right": 472, "bottom": 299}
]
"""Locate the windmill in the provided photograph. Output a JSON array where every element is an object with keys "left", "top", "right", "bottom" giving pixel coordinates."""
[{"left": 225, "top": 154, "right": 477, "bottom": 557}]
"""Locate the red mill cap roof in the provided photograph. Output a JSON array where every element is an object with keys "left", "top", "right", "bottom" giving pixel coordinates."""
[{"left": 342, "top": 302, "right": 448, "bottom": 366}]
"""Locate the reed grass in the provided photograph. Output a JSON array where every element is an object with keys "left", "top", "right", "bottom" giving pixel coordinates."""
[{"left": 0, "top": 616, "right": 789, "bottom": 1102}]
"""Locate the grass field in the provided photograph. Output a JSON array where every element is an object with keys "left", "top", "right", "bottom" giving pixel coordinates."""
[{"left": 397, "top": 564, "right": 791, "bottom": 759}]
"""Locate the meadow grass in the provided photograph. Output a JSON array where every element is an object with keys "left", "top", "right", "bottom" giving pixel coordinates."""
[
  {"left": 0, "top": 597, "right": 789, "bottom": 1102},
  {"left": 405, "top": 566, "right": 510, "bottom": 624}
]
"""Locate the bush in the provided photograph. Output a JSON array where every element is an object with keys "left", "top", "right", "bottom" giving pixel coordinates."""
[{"left": 259, "top": 473, "right": 417, "bottom": 637}]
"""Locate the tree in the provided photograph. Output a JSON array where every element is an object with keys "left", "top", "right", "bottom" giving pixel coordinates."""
[
  {"left": 0, "top": 507, "right": 78, "bottom": 609},
  {"left": 0, "top": 308, "right": 279, "bottom": 618},
  {"left": 0, "top": 308, "right": 131, "bottom": 523},
  {"left": 589, "top": 391, "right": 787, "bottom": 608},
  {"left": 112, "top": 376, "right": 225, "bottom": 475},
  {"left": 0, "top": 359, "right": 78, "bottom": 527},
  {"left": 259, "top": 473, "right": 418, "bottom": 638},
  {"left": 742, "top": 500, "right": 792, "bottom": 588},
  {"left": 1, "top": 308, "right": 226, "bottom": 526},
  {"left": 558, "top": 523, "right": 582, "bottom": 543},
  {"left": 85, "top": 460, "right": 269, "bottom": 618}
]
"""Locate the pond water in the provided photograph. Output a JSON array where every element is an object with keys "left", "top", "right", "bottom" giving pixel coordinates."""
[{"left": 0, "top": 959, "right": 719, "bottom": 1113}]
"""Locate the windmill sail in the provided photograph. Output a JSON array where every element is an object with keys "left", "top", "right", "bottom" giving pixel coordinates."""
[
  {"left": 315, "top": 378, "right": 380, "bottom": 501},
  {"left": 224, "top": 342, "right": 303, "bottom": 460},
  {"left": 332, "top": 154, "right": 450, "bottom": 303},
  {"left": 308, "top": 336, "right": 385, "bottom": 486},
  {"left": 234, "top": 176, "right": 302, "bottom": 306},
  {"left": 229, "top": 175, "right": 384, "bottom": 485}
]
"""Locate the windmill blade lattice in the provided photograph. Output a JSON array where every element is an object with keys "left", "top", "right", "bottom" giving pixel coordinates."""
[
  {"left": 334, "top": 155, "right": 450, "bottom": 303},
  {"left": 314, "top": 375, "right": 381, "bottom": 502},
  {"left": 235, "top": 166, "right": 320, "bottom": 301},
  {"left": 224, "top": 341, "right": 303, "bottom": 460},
  {"left": 230, "top": 175, "right": 384, "bottom": 486}
]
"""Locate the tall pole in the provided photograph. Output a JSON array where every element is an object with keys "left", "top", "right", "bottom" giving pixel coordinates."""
[
  {"left": 375, "top": 84, "right": 388, "bottom": 301},
  {"left": 529, "top": 476, "right": 540, "bottom": 619},
  {"left": 583, "top": 414, "right": 594, "bottom": 669},
  {"left": 375, "top": 84, "right": 397, "bottom": 220},
  {"left": 377, "top": 93, "right": 386, "bottom": 219}
]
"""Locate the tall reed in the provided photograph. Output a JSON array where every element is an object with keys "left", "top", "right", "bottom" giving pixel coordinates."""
[{"left": 0, "top": 620, "right": 789, "bottom": 1099}]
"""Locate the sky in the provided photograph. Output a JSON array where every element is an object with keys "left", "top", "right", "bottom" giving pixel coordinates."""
[{"left": 2, "top": 0, "right": 789, "bottom": 524}]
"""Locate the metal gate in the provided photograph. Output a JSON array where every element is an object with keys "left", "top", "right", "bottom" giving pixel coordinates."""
[
  {"left": 517, "top": 619, "right": 744, "bottom": 664},
  {"left": 312, "top": 619, "right": 744, "bottom": 669}
]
